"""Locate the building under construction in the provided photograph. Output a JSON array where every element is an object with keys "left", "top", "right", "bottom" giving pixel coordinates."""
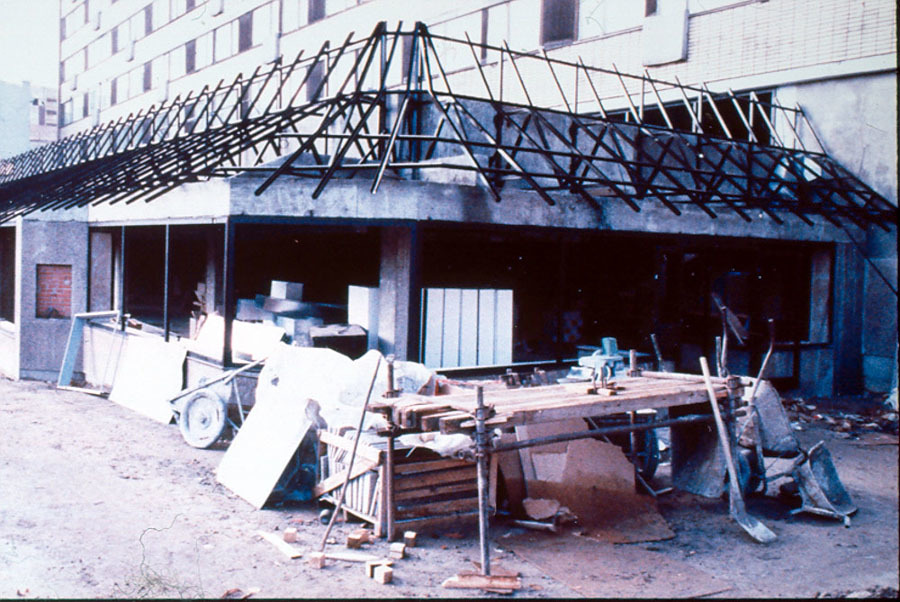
[{"left": 0, "top": 0, "right": 895, "bottom": 397}]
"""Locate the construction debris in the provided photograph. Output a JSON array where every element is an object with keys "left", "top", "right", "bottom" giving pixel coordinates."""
[
  {"left": 283, "top": 527, "right": 298, "bottom": 543},
  {"left": 257, "top": 531, "right": 302, "bottom": 559}
]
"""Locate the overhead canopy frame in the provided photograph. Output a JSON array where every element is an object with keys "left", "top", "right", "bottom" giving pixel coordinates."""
[{"left": 0, "top": 22, "right": 895, "bottom": 230}]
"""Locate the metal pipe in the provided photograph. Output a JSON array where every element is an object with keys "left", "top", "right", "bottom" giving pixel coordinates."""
[
  {"left": 475, "top": 385, "right": 491, "bottom": 576},
  {"left": 491, "top": 414, "right": 715, "bottom": 453},
  {"left": 385, "top": 431, "right": 395, "bottom": 541},
  {"left": 222, "top": 220, "right": 235, "bottom": 367},
  {"left": 163, "top": 224, "right": 170, "bottom": 342},
  {"left": 118, "top": 226, "right": 126, "bottom": 331}
]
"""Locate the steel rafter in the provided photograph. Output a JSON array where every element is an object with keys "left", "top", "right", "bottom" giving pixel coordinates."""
[{"left": 0, "top": 22, "right": 895, "bottom": 230}]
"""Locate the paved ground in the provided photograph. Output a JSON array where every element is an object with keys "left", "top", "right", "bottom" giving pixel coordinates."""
[{"left": 0, "top": 376, "right": 897, "bottom": 599}]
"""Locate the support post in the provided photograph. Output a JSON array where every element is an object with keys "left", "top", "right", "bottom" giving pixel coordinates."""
[
  {"left": 163, "top": 224, "right": 170, "bottom": 342},
  {"left": 475, "top": 385, "right": 490, "bottom": 576},
  {"left": 118, "top": 226, "right": 126, "bottom": 331},
  {"left": 222, "top": 220, "right": 235, "bottom": 367},
  {"left": 385, "top": 431, "right": 395, "bottom": 541},
  {"left": 377, "top": 224, "right": 422, "bottom": 361}
]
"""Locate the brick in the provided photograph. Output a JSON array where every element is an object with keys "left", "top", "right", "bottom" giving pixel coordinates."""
[
  {"left": 283, "top": 527, "right": 298, "bottom": 543},
  {"left": 373, "top": 564, "right": 393, "bottom": 584},
  {"left": 389, "top": 542, "right": 406, "bottom": 560},
  {"left": 308, "top": 552, "right": 326, "bottom": 569},
  {"left": 403, "top": 531, "right": 417, "bottom": 548},
  {"left": 365, "top": 559, "right": 393, "bottom": 578}
]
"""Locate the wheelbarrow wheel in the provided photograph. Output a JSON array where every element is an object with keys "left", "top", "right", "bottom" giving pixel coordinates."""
[
  {"left": 634, "top": 428, "right": 660, "bottom": 481},
  {"left": 178, "top": 390, "right": 227, "bottom": 448}
]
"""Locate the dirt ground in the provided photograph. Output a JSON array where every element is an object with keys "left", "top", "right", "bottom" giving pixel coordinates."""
[{"left": 1, "top": 376, "right": 897, "bottom": 599}]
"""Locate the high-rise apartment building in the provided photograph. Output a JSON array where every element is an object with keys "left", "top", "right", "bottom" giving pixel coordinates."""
[{"left": 0, "top": 0, "right": 894, "bottom": 395}]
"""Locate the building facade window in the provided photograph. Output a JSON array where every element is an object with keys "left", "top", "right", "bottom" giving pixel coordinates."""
[
  {"left": 0, "top": 229, "right": 14, "bottom": 323},
  {"left": 541, "top": 0, "right": 578, "bottom": 46},
  {"left": 35, "top": 264, "right": 72, "bottom": 319},
  {"left": 144, "top": 4, "right": 154, "bottom": 35},
  {"left": 110, "top": 78, "right": 118, "bottom": 106},
  {"left": 238, "top": 11, "right": 253, "bottom": 52},
  {"left": 645, "top": 0, "right": 658, "bottom": 16},
  {"left": 185, "top": 38, "right": 197, "bottom": 73},
  {"left": 143, "top": 62, "right": 153, "bottom": 92},
  {"left": 61, "top": 99, "right": 73, "bottom": 126},
  {"left": 309, "top": 0, "right": 326, "bottom": 23}
]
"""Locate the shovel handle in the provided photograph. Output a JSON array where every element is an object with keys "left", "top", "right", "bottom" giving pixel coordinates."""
[{"left": 700, "top": 357, "right": 743, "bottom": 503}]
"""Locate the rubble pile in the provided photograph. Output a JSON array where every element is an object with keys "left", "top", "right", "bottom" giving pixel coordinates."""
[{"left": 783, "top": 397, "right": 899, "bottom": 438}]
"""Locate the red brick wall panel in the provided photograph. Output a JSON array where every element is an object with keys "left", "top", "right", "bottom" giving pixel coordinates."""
[{"left": 36, "top": 264, "right": 72, "bottom": 319}]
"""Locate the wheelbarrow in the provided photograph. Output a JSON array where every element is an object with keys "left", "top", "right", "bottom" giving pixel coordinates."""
[{"left": 168, "top": 357, "right": 265, "bottom": 448}]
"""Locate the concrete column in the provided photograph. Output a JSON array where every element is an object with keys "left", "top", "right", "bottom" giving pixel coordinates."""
[
  {"left": 862, "top": 226, "right": 898, "bottom": 392},
  {"left": 832, "top": 243, "right": 864, "bottom": 394},
  {"left": 376, "top": 224, "right": 421, "bottom": 361},
  {"left": 15, "top": 219, "right": 89, "bottom": 381},
  {"left": 205, "top": 227, "right": 219, "bottom": 315}
]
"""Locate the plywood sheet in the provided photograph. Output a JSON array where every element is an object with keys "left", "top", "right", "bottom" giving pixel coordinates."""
[
  {"left": 108, "top": 335, "right": 185, "bottom": 424},
  {"left": 215, "top": 345, "right": 340, "bottom": 508}
]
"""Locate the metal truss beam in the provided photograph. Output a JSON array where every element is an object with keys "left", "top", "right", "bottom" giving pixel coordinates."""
[{"left": 0, "top": 22, "right": 895, "bottom": 230}]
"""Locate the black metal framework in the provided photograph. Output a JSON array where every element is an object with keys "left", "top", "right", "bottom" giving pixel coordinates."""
[{"left": 0, "top": 22, "right": 895, "bottom": 230}]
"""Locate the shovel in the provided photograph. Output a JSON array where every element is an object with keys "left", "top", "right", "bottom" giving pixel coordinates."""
[{"left": 700, "top": 357, "right": 777, "bottom": 544}]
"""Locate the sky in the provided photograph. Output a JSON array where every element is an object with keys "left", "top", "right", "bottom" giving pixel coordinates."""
[{"left": 0, "top": 0, "right": 59, "bottom": 88}]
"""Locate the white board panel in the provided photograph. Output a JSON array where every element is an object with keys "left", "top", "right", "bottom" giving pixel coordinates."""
[
  {"left": 477, "top": 289, "right": 496, "bottom": 366},
  {"left": 441, "top": 289, "right": 462, "bottom": 368},
  {"left": 459, "top": 289, "right": 479, "bottom": 367},
  {"left": 108, "top": 335, "right": 185, "bottom": 424},
  {"left": 495, "top": 289, "right": 514, "bottom": 365},
  {"left": 423, "top": 288, "right": 444, "bottom": 368},
  {"left": 216, "top": 344, "right": 350, "bottom": 509}
]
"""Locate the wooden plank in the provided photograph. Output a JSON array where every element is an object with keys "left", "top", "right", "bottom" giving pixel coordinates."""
[
  {"left": 319, "top": 430, "right": 383, "bottom": 464},
  {"left": 393, "top": 511, "right": 479, "bottom": 533},
  {"left": 257, "top": 531, "right": 302, "bottom": 559},
  {"left": 396, "top": 497, "right": 479, "bottom": 519},
  {"left": 442, "top": 573, "right": 522, "bottom": 591},
  {"left": 394, "top": 467, "right": 476, "bottom": 491},
  {"left": 324, "top": 551, "right": 382, "bottom": 563},
  {"left": 313, "top": 459, "right": 378, "bottom": 497},
  {"left": 420, "top": 410, "right": 471, "bottom": 431},
  {"left": 398, "top": 402, "right": 454, "bottom": 429},
  {"left": 394, "top": 480, "right": 478, "bottom": 502},
  {"left": 394, "top": 458, "right": 471, "bottom": 475}
]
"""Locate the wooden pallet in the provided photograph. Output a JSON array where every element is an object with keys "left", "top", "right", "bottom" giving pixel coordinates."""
[{"left": 317, "top": 429, "right": 497, "bottom": 538}]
